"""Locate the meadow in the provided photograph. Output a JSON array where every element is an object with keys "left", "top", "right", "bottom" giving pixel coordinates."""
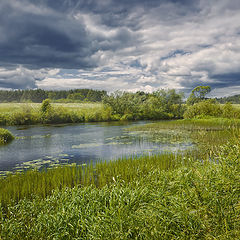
[
  {"left": 0, "top": 118, "right": 240, "bottom": 239},
  {"left": 0, "top": 102, "right": 103, "bottom": 112},
  {"left": 0, "top": 102, "right": 112, "bottom": 125}
]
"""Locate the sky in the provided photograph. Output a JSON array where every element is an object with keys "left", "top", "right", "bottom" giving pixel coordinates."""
[{"left": 0, "top": 0, "right": 240, "bottom": 97}]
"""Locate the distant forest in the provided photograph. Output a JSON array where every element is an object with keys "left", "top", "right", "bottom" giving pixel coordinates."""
[
  {"left": 0, "top": 89, "right": 107, "bottom": 103},
  {"left": 216, "top": 94, "right": 240, "bottom": 104},
  {"left": 0, "top": 88, "right": 240, "bottom": 104}
]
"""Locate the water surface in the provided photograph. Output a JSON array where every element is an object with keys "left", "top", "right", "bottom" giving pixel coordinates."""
[{"left": 0, "top": 121, "right": 192, "bottom": 174}]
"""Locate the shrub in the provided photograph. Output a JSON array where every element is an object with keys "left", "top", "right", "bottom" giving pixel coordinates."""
[
  {"left": 120, "top": 113, "right": 134, "bottom": 121},
  {"left": 40, "top": 99, "right": 54, "bottom": 123},
  {"left": 0, "top": 128, "right": 14, "bottom": 144},
  {"left": 222, "top": 102, "right": 240, "bottom": 119},
  {"left": 40, "top": 99, "right": 52, "bottom": 114},
  {"left": 184, "top": 99, "right": 222, "bottom": 119}
]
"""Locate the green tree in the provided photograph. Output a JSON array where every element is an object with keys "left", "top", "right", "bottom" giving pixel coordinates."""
[
  {"left": 187, "top": 86, "right": 211, "bottom": 105},
  {"left": 40, "top": 99, "right": 54, "bottom": 123},
  {"left": 41, "top": 99, "right": 52, "bottom": 113},
  {"left": 67, "top": 93, "right": 84, "bottom": 101}
]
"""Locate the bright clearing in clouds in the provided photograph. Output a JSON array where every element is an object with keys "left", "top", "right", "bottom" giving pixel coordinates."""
[{"left": 0, "top": 0, "right": 240, "bottom": 96}]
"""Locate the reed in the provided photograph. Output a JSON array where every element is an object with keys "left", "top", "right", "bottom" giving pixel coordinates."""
[
  {"left": 0, "top": 138, "right": 239, "bottom": 239},
  {"left": 0, "top": 152, "right": 186, "bottom": 210},
  {"left": 129, "top": 118, "right": 240, "bottom": 131}
]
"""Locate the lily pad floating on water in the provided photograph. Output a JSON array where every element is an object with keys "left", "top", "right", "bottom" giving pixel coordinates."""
[
  {"left": 72, "top": 143, "right": 103, "bottom": 149},
  {"left": 59, "top": 153, "right": 69, "bottom": 157}
]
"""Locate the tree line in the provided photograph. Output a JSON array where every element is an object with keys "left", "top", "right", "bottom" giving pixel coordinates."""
[
  {"left": 0, "top": 89, "right": 107, "bottom": 103},
  {"left": 216, "top": 94, "right": 240, "bottom": 104}
]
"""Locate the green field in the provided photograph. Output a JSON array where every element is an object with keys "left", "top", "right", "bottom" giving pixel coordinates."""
[
  {"left": 0, "top": 102, "right": 102, "bottom": 113},
  {"left": 0, "top": 102, "right": 112, "bottom": 125}
]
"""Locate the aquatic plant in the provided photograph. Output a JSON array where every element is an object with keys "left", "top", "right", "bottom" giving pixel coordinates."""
[
  {"left": 0, "top": 128, "right": 14, "bottom": 144},
  {"left": 0, "top": 152, "right": 186, "bottom": 210}
]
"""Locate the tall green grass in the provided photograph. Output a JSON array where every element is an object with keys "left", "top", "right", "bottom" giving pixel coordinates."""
[
  {"left": 0, "top": 138, "right": 239, "bottom": 239},
  {"left": 129, "top": 118, "right": 240, "bottom": 131},
  {"left": 0, "top": 152, "right": 188, "bottom": 210},
  {"left": 0, "top": 102, "right": 112, "bottom": 125},
  {"left": 0, "top": 118, "right": 240, "bottom": 239}
]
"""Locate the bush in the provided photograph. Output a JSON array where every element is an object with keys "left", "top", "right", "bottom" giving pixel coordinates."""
[
  {"left": 0, "top": 128, "right": 14, "bottom": 144},
  {"left": 222, "top": 102, "right": 240, "bottom": 118},
  {"left": 120, "top": 113, "right": 134, "bottom": 121},
  {"left": 103, "top": 90, "right": 184, "bottom": 120},
  {"left": 184, "top": 99, "right": 222, "bottom": 119}
]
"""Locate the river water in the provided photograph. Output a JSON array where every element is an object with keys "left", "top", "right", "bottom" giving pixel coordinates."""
[{"left": 0, "top": 121, "right": 192, "bottom": 174}]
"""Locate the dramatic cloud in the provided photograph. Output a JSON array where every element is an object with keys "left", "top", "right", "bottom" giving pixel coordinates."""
[{"left": 0, "top": 0, "right": 240, "bottom": 96}]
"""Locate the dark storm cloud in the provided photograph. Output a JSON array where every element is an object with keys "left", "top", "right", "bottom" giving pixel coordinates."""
[
  {"left": 35, "top": 0, "right": 200, "bottom": 29},
  {"left": 0, "top": 0, "right": 151, "bottom": 70},
  {"left": 0, "top": 0, "right": 203, "bottom": 69},
  {"left": 0, "top": 2, "right": 95, "bottom": 69},
  {"left": 210, "top": 73, "right": 240, "bottom": 88}
]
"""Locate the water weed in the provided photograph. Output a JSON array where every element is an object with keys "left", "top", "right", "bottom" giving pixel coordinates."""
[
  {"left": 0, "top": 152, "right": 183, "bottom": 210},
  {"left": 0, "top": 128, "right": 14, "bottom": 144}
]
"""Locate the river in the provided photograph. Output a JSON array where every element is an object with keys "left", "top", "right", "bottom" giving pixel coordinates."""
[{"left": 0, "top": 121, "right": 192, "bottom": 174}]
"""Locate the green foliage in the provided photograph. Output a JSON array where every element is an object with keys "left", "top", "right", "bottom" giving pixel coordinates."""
[
  {"left": 40, "top": 99, "right": 52, "bottom": 114},
  {"left": 103, "top": 91, "right": 146, "bottom": 117},
  {"left": 187, "top": 86, "right": 211, "bottom": 105},
  {"left": 40, "top": 99, "right": 53, "bottom": 123},
  {"left": 222, "top": 102, "right": 240, "bottom": 118},
  {"left": 0, "top": 152, "right": 182, "bottom": 210},
  {"left": 67, "top": 93, "right": 84, "bottom": 101},
  {"left": 103, "top": 89, "right": 184, "bottom": 120},
  {"left": 0, "top": 128, "right": 14, "bottom": 144},
  {"left": 184, "top": 99, "right": 240, "bottom": 119},
  {"left": 184, "top": 99, "right": 222, "bottom": 119}
]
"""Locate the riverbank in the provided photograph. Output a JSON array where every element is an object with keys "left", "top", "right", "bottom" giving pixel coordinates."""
[
  {"left": 0, "top": 102, "right": 112, "bottom": 125},
  {"left": 0, "top": 137, "right": 239, "bottom": 239},
  {"left": 0, "top": 119, "right": 239, "bottom": 239}
]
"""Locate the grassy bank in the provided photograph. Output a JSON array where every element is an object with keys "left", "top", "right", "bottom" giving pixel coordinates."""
[
  {"left": 0, "top": 102, "right": 112, "bottom": 125},
  {"left": 0, "top": 137, "right": 239, "bottom": 239},
  {"left": 129, "top": 118, "right": 240, "bottom": 154},
  {"left": 0, "top": 119, "right": 240, "bottom": 239},
  {"left": 1, "top": 100, "right": 240, "bottom": 126},
  {"left": 0, "top": 152, "right": 187, "bottom": 210}
]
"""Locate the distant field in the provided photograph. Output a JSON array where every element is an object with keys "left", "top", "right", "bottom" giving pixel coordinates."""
[
  {"left": 233, "top": 104, "right": 240, "bottom": 109},
  {"left": 0, "top": 102, "right": 102, "bottom": 113},
  {"left": 0, "top": 102, "right": 109, "bottom": 125}
]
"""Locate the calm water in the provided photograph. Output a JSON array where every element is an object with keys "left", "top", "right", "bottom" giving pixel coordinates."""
[{"left": 0, "top": 121, "right": 192, "bottom": 174}]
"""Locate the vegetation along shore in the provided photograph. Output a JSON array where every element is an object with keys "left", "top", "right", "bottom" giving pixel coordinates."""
[
  {"left": 0, "top": 86, "right": 240, "bottom": 239},
  {"left": 1, "top": 86, "right": 240, "bottom": 126}
]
